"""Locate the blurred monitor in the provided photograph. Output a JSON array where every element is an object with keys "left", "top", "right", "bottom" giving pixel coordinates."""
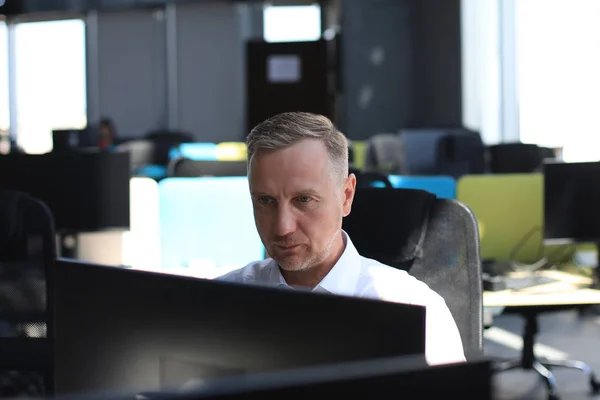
[
  {"left": 0, "top": 0, "right": 24, "bottom": 16},
  {"left": 0, "top": 152, "right": 130, "bottom": 231},
  {"left": 543, "top": 161, "right": 600, "bottom": 245},
  {"left": 52, "top": 129, "right": 97, "bottom": 152},
  {"left": 53, "top": 258, "right": 426, "bottom": 397}
]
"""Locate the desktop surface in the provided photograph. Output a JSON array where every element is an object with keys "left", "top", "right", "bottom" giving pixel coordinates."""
[{"left": 53, "top": 259, "right": 426, "bottom": 397}]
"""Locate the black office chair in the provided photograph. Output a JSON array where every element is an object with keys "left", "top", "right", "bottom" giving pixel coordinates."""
[
  {"left": 494, "top": 305, "right": 600, "bottom": 400},
  {"left": 342, "top": 188, "right": 483, "bottom": 359},
  {"left": 0, "top": 190, "right": 56, "bottom": 397}
]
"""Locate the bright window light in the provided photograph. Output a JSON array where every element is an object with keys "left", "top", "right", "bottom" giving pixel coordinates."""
[
  {"left": 516, "top": 0, "right": 600, "bottom": 162},
  {"left": 13, "top": 19, "right": 87, "bottom": 154},
  {"left": 0, "top": 21, "right": 8, "bottom": 133},
  {"left": 263, "top": 4, "right": 321, "bottom": 43}
]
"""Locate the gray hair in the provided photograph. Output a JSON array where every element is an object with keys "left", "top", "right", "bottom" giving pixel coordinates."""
[{"left": 246, "top": 112, "right": 349, "bottom": 186}]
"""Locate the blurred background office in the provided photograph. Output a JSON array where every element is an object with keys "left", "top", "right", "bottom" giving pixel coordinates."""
[{"left": 3, "top": 0, "right": 600, "bottom": 399}]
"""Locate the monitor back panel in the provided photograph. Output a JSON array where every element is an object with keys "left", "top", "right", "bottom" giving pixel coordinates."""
[
  {"left": 53, "top": 260, "right": 425, "bottom": 396},
  {"left": 544, "top": 161, "right": 600, "bottom": 243},
  {"left": 0, "top": 153, "right": 130, "bottom": 231},
  {"left": 181, "top": 357, "right": 493, "bottom": 399}
]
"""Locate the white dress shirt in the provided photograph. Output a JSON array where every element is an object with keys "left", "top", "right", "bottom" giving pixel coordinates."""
[{"left": 216, "top": 231, "right": 466, "bottom": 366}]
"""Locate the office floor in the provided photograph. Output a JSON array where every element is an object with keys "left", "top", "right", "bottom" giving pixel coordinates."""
[{"left": 485, "top": 308, "right": 600, "bottom": 399}]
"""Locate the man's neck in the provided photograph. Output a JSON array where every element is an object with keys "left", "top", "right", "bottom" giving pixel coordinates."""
[{"left": 280, "top": 233, "right": 346, "bottom": 289}]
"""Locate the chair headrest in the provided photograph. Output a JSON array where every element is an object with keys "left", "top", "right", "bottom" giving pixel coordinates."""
[{"left": 342, "top": 188, "right": 436, "bottom": 268}]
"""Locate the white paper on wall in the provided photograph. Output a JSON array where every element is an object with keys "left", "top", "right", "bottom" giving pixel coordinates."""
[{"left": 267, "top": 55, "right": 301, "bottom": 83}]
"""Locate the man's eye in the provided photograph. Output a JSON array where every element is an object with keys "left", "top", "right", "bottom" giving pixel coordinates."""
[
  {"left": 258, "top": 197, "right": 272, "bottom": 205},
  {"left": 298, "top": 196, "right": 312, "bottom": 203}
]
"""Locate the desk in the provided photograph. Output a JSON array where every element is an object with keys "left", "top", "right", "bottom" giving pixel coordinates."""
[
  {"left": 484, "top": 270, "right": 600, "bottom": 308},
  {"left": 483, "top": 269, "right": 600, "bottom": 399}
]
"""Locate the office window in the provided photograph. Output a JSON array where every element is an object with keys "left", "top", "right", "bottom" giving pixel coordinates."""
[
  {"left": 516, "top": 0, "right": 600, "bottom": 162},
  {"left": 263, "top": 4, "right": 321, "bottom": 43},
  {"left": 13, "top": 19, "right": 86, "bottom": 154},
  {"left": 461, "top": 0, "right": 502, "bottom": 144},
  {"left": 0, "top": 20, "right": 8, "bottom": 153}
]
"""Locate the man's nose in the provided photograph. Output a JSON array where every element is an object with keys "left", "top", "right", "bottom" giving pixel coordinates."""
[{"left": 274, "top": 206, "right": 297, "bottom": 237}]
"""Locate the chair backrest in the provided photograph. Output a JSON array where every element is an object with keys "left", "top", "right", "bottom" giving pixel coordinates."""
[
  {"left": 0, "top": 190, "right": 56, "bottom": 396},
  {"left": 116, "top": 139, "right": 155, "bottom": 172},
  {"left": 146, "top": 130, "right": 195, "bottom": 165},
  {"left": 350, "top": 169, "right": 393, "bottom": 189},
  {"left": 398, "top": 129, "right": 448, "bottom": 175},
  {"left": 364, "top": 134, "right": 406, "bottom": 174},
  {"left": 168, "top": 158, "right": 248, "bottom": 178},
  {"left": 399, "top": 128, "right": 485, "bottom": 178},
  {"left": 342, "top": 188, "right": 483, "bottom": 359}
]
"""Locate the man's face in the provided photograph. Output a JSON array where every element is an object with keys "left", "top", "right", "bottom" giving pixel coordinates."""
[{"left": 249, "top": 139, "right": 355, "bottom": 272}]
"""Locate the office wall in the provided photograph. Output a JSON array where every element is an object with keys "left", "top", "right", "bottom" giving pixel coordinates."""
[
  {"left": 88, "top": 8, "right": 168, "bottom": 137},
  {"left": 175, "top": 2, "right": 245, "bottom": 142},
  {"left": 87, "top": 2, "right": 262, "bottom": 142},
  {"left": 410, "top": 0, "right": 462, "bottom": 127},
  {"left": 339, "top": 0, "right": 413, "bottom": 139},
  {"left": 340, "top": 0, "right": 462, "bottom": 140}
]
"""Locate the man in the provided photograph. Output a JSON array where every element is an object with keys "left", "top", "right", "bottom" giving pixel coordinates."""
[{"left": 217, "top": 112, "right": 465, "bottom": 366}]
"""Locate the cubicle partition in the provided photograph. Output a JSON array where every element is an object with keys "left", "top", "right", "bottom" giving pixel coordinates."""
[
  {"left": 456, "top": 173, "right": 581, "bottom": 265},
  {"left": 351, "top": 140, "right": 367, "bottom": 170},
  {"left": 216, "top": 142, "right": 247, "bottom": 161},
  {"left": 457, "top": 174, "right": 543, "bottom": 263},
  {"left": 169, "top": 142, "right": 218, "bottom": 161},
  {"left": 158, "top": 177, "right": 264, "bottom": 278},
  {"left": 77, "top": 177, "right": 161, "bottom": 269}
]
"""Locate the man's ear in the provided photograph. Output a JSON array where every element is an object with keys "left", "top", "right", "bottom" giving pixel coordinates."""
[{"left": 342, "top": 173, "right": 356, "bottom": 217}]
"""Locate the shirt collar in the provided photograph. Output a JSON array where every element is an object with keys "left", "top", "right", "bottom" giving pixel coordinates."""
[{"left": 268, "top": 230, "right": 362, "bottom": 297}]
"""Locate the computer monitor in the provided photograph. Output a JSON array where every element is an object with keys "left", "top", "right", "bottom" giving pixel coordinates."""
[
  {"left": 176, "top": 355, "right": 492, "bottom": 399},
  {"left": 53, "top": 258, "right": 426, "bottom": 397},
  {"left": 0, "top": 0, "right": 24, "bottom": 16},
  {"left": 543, "top": 161, "right": 600, "bottom": 243},
  {"left": 60, "top": 356, "right": 491, "bottom": 400},
  {"left": 0, "top": 152, "right": 130, "bottom": 232},
  {"left": 52, "top": 129, "right": 97, "bottom": 152},
  {"left": 543, "top": 160, "right": 600, "bottom": 271}
]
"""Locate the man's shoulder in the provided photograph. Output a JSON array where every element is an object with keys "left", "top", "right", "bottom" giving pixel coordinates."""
[
  {"left": 215, "top": 259, "right": 274, "bottom": 283},
  {"left": 357, "top": 257, "right": 446, "bottom": 306}
]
